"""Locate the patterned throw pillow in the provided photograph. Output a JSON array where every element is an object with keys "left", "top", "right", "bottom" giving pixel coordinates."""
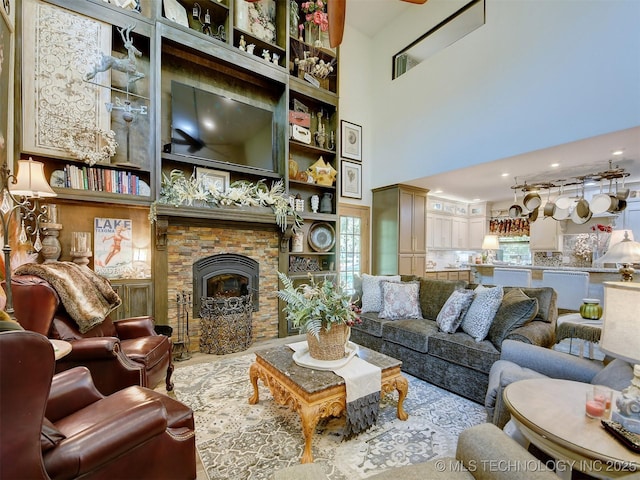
[
  {"left": 361, "top": 274, "right": 401, "bottom": 313},
  {"left": 488, "top": 288, "right": 538, "bottom": 349},
  {"left": 379, "top": 281, "right": 423, "bottom": 320},
  {"left": 461, "top": 285, "right": 504, "bottom": 342},
  {"left": 436, "top": 289, "right": 475, "bottom": 333}
]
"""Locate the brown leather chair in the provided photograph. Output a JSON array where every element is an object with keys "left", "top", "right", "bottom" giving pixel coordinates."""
[
  {"left": 0, "top": 330, "right": 196, "bottom": 480},
  {"left": 8, "top": 274, "right": 174, "bottom": 395}
]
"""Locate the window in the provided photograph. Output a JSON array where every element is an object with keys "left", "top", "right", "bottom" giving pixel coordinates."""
[{"left": 393, "top": 0, "right": 485, "bottom": 79}]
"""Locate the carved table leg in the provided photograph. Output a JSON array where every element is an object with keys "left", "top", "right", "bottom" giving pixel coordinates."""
[
  {"left": 248, "top": 362, "right": 260, "bottom": 405},
  {"left": 299, "top": 403, "right": 321, "bottom": 463},
  {"left": 395, "top": 375, "right": 409, "bottom": 421}
]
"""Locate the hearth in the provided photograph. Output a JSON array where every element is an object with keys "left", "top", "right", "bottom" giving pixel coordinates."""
[{"left": 192, "top": 253, "right": 259, "bottom": 318}]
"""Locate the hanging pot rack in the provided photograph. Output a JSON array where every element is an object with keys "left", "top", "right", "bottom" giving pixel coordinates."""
[{"left": 510, "top": 161, "right": 629, "bottom": 193}]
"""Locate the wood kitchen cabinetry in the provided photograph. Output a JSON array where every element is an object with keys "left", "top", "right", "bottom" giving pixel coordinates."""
[{"left": 372, "top": 185, "right": 428, "bottom": 275}]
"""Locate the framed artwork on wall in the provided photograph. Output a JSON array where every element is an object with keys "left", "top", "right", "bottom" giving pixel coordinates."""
[
  {"left": 22, "top": 0, "right": 112, "bottom": 159},
  {"left": 341, "top": 160, "right": 362, "bottom": 199},
  {"left": 340, "top": 120, "right": 362, "bottom": 162},
  {"left": 196, "top": 167, "right": 230, "bottom": 193}
]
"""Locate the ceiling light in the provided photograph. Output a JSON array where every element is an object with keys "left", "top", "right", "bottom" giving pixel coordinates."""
[
  {"left": 501, "top": 173, "right": 509, "bottom": 177},
  {"left": 550, "top": 163, "right": 560, "bottom": 168},
  {"left": 433, "top": 189, "right": 443, "bottom": 194},
  {"left": 612, "top": 150, "right": 624, "bottom": 156}
]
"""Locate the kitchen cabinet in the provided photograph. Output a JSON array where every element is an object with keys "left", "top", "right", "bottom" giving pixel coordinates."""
[
  {"left": 372, "top": 185, "right": 428, "bottom": 275},
  {"left": 427, "top": 214, "right": 452, "bottom": 249},
  {"left": 468, "top": 217, "right": 487, "bottom": 250},
  {"left": 529, "top": 217, "right": 561, "bottom": 251},
  {"left": 451, "top": 217, "right": 468, "bottom": 249},
  {"left": 622, "top": 200, "right": 640, "bottom": 241},
  {"left": 424, "top": 270, "right": 471, "bottom": 282}
]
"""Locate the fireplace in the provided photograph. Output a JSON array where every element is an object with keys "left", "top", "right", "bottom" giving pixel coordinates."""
[{"left": 193, "top": 253, "right": 259, "bottom": 318}]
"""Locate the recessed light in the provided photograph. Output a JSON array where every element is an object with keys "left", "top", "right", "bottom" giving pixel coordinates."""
[
  {"left": 433, "top": 189, "right": 443, "bottom": 194},
  {"left": 550, "top": 163, "right": 560, "bottom": 168},
  {"left": 501, "top": 173, "right": 509, "bottom": 177},
  {"left": 612, "top": 150, "right": 624, "bottom": 156},
  {"left": 472, "top": 198, "right": 481, "bottom": 202}
]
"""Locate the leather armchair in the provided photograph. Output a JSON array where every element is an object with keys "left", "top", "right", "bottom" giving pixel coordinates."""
[
  {"left": 0, "top": 330, "right": 196, "bottom": 480},
  {"left": 8, "top": 274, "right": 174, "bottom": 395}
]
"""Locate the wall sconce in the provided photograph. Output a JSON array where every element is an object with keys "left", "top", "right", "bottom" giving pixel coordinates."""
[
  {"left": 133, "top": 247, "right": 148, "bottom": 262},
  {"left": 1, "top": 158, "right": 57, "bottom": 314}
]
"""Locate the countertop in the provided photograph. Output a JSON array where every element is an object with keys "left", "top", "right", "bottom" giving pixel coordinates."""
[{"left": 464, "top": 263, "right": 620, "bottom": 274}]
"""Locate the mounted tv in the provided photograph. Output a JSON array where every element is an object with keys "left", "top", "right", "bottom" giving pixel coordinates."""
[{"left": 170, "top": 81, "right": 275, "bottom": 172}]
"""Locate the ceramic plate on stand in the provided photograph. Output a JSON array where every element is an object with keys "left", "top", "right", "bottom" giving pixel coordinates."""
[
  {"left": 308, "top": 222, "right": 336, "bottom": 252},
  {"left": 292, "top": 341, "right": 359, "bottom": 370}
]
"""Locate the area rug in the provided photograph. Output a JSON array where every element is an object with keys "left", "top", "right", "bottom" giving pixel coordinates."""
[{"left": 172, "top": 353, "right": 486, "bottom": 480}]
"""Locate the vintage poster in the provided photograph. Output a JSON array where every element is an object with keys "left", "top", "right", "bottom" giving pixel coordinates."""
[{"left": 94, "top": 217, "right": 132, "bottom": 279}]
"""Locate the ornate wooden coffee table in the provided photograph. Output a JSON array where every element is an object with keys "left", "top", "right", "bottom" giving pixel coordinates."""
[{"left": 248, "top": 344, "right": 409, "bottom": 463}]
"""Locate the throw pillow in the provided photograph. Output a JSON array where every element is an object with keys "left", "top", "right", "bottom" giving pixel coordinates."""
[
  {"left": 419, "top": 278, "right": 469, "bottom": 321},
  {"left": 379, "top": 281, "right": 423, "bottom": 320},
  {"left": 361, "top": 274, "right": 401, "bottom": 313},
  {"left": 436, "top": 289, "right": 475, "bottom": 333},
  {"left": 41, "top": 418, "right": 66, "bottom": 452},
  {"left": 461, "top": 285, "right": 504, "bottom": 342},
  {"left": 487, "top": 288, "right": 538, "bottom": 349}
]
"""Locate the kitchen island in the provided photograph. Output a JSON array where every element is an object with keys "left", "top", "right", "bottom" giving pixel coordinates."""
[{"left": 466, "top": 263, "right": 633, "bottom": 303}]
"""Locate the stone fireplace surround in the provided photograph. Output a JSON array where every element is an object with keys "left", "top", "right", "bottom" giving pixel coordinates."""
[{"left": 157, "top": 214, "right": 282, "bottom": 351}]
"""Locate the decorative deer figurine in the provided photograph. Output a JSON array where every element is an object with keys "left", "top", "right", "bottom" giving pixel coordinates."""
[{"left": 84, "top": 24, "right": 145, "bottom": 84}]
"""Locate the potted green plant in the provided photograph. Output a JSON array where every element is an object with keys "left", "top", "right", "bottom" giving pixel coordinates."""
[{"left": 277, "top": 271, "right": 361, "bottom": 360}]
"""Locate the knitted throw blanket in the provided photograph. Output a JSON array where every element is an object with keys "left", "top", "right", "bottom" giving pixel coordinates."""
[{"left": 14, "top": 262, "right": 122, "bottom": 333}]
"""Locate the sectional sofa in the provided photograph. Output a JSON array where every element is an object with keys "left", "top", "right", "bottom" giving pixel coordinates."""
[{"left": 350, "top": 276, "right": 558, "bottom": 404}]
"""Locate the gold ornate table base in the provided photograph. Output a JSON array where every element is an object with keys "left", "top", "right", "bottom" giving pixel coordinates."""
[{"left": 248, "top": 345, "right": 408, "bottom": 464}]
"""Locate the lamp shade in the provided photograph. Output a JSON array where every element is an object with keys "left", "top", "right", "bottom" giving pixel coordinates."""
[
  {"left": 600, "top": 282, "right": 640, "bottom": 364},
  {"left": 609, "top": 229, "right": 634, "bottom": 246},
  {"left": 10, "top": 158, "right": 57, "bottom": 198},
  {"left": 595, "top": 234, "right": 640, "bottom": 265},
  {"left": 481, "top": 234, "right": 500, "bottom": 250}
]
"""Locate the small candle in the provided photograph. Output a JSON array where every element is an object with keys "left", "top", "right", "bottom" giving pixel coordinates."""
[{"left": 585, "top": 399, "right": 605, "bottom": 418}]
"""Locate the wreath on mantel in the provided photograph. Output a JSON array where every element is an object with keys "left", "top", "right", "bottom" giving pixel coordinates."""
[{"left": 61, "top": 126, "right": 118, "bottom": 166}]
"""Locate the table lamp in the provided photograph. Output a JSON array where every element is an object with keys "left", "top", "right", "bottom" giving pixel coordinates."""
[
  {"left": 481, "top": 234, "right": 499, "bottom": 264},
  {"left": 600, "top": 281, "right": 640, "bottom": 434},
  {"left": 594, "top": 231, "right": 640, "bottom": 281}
]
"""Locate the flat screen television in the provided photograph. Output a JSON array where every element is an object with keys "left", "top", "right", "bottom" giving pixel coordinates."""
[{"left": 170, "top": 81, "right": 275, "bottom": 172}]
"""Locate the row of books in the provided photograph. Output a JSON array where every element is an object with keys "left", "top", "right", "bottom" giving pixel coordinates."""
[{"left": 62, "top": 164, "right": 146, "bottom": 196}]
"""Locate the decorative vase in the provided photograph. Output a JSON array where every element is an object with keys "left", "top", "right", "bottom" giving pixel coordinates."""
[
  {"left": 306, "top": 323, "right": 350, "bottom": 361},
  {"left": 310, "top": 194, "right": 319, "bottom": 213},
  {"left": 580, "top": 299, "right": 603, "bottom": 320},
  {"left": 320, "top": 192, "right": 333, "bottom": 213},
  {"left": 305, "top": 22, "right": 319, "bottom": 46}
]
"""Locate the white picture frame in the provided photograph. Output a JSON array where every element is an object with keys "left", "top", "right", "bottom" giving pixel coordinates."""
[
  {"left": 341, "top": 160, "right": 362, "bottom": 199},
  {"left": 163, "top": 0, "right": 189, "bottom": 27},
  {"left": 196, "top": 167, "right": 230, "bottom": 193},
  {"left": 340, "top": 120, "right": 362, "bottom": 162}
]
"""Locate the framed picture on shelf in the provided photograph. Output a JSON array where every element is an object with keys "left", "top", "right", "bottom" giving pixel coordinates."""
[
  {"left": 341, "top": 160, "right": 362, "bottom": 199},
  {"left": 340, "top": 120, "right": 362, "bottom": 162},
  {"left": 196, "top": 167, "right": 230, "bottom": 193},
  {"left": 163, "top": 0, "right": 189, "bottom": 27}
]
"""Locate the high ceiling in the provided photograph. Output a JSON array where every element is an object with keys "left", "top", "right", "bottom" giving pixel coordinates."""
[{"left": 344, "top": 3, "right": 640, "bottom": 204}]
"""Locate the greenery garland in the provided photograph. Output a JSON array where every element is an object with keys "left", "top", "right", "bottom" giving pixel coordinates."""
[{"left": 149, "top": 169, "right": 303, "bottom": 233}]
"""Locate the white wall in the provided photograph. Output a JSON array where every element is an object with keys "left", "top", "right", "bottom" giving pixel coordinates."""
[
  {"left": 338, "top": 0, "right": 640, "bottom": 200},
  {"left": 337, "top": 25, "right": 375, "bottom": 206}
]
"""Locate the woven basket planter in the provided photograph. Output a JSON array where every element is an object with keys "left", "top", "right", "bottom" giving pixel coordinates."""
[{"left": 306, "top": 323, "right": 350, "bottom": 361}]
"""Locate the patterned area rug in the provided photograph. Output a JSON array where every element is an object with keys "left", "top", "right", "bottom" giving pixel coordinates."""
[{"left": 173, "top": 353, "right": 486, "bottom": 480}]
